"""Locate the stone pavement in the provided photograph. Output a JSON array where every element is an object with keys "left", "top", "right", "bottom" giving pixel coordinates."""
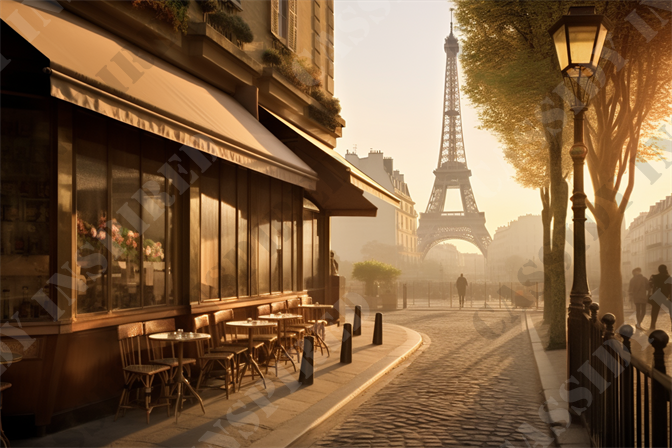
[
  {"left": 12, "top": 318, "right": 421, "bottom": 448},
  {"left": 308, "top": 308, "right": 556, "bottom": 448}
]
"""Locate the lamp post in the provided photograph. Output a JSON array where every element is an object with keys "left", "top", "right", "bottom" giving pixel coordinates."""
[{"left": 549, "top": 6, "right": 612, "bottom": 422}]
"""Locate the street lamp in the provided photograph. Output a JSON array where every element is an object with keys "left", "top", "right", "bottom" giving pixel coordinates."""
[{"left": 549, "top": 6, "right": 612, "bottom": 422}]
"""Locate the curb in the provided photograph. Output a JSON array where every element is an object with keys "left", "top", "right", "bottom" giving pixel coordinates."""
[
  {"left": 250, "top": 323, "right": 423, "bottom": 448},
  {"left": 524, "top": 312, "right": 591, "bottom": 448}
]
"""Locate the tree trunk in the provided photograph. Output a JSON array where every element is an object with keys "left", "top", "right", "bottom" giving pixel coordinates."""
[
  {"left": 547, "top": 178, "right": 568, "bottom": 349},
  {"left": 593, "top": 194, "right": 624, "bottom": 324},
  {"left": 542, "top": 90, "right": 568, "bottom": 350},
  {"left": 541, "top": 186, "right": 552, "bottom": 323}
]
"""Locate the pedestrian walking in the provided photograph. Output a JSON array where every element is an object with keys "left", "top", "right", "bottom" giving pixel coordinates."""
[
  {"left": 629, "top": 267, "right": 649, "bottom": 330},
  {"left": 648, "top": 264, "right": 672, "bottom": 330},
  {"left": 456, "top": 274, "right": 468, "bottom": 308}
]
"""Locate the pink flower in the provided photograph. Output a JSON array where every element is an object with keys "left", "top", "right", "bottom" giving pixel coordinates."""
[
  {"left": 97, "top": 230, "right": 106, "bottom": 240},
  {"left": 145, "top": 246, "right": 152, "bottom": 256},
  {"left": 160, "top": 253, "right": 164, "bottom": 260},
  {"left": 90, "top": 228, "right": 97, "bottom": 238},
  {"left": 127, "top": 231, "right": 135, "bottom": 239},
  {"left": 132, "top": 241, "right": 137, "bottom": 249}
]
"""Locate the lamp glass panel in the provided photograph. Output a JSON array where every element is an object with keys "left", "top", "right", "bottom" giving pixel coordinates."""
[
  {"left": 591, "top": 24, "right": 608, "bottom": 67},
  {"left": 553, "top": 25, "right": 569, "bottom": 70},
  {"left": 568, "top": 25, "right": 598, "bottom": 64}
]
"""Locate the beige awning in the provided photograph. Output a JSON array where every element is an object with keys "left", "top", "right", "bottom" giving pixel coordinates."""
[
  {"left": 259, "top": 108, "right": 400, "bottom": 217},
  {"left": 1, "top": 0, "right": 317, "bottom": 189}
]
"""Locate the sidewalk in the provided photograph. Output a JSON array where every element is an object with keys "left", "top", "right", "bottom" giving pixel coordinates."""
[
  {"left": 14, "top": 318, "right": 422, "bottom": 448},
  {"left": 524, "top": 312, "right": 591, "bottom": 448}
]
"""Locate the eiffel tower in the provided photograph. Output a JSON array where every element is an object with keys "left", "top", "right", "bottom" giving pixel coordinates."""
[{"left": 417, "top": 10, "right": 492, "bottom": 258}]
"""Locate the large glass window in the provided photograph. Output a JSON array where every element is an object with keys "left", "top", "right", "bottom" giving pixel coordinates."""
[
  {"left": 75, "top": 111, "right": 109, "bottom": 315},
  {"left": 221, "top": 162, "right": 237, "bottom": 298},
  {"left": 110, "top": 123, "right": 141, "bottom": 310},
  {"left": 303, "top": 210, "right": 313, "bottom": 289},
  {"left": 74, "top": 110, "right": 182, "bottom": 314},
  {"left": 271, "top": 179, "right": 282, "bottom": 293},
  {"left": 282, "top": 183, "right": 293, "bottom": 291},
  {"left": 196, "top": 163, "right": 304, "bottom": 302},
  {"left": 237, "top": 169, "right": 249, "bottom": 297},
  {"left": 255, "top": 174, "right": 271, "bottom": 295},
  {"left": 1, "top": 95, "right": 52, "bottom": 321},
  {"left": 201, "top": 159, "right": 220, "bottom": 300}
]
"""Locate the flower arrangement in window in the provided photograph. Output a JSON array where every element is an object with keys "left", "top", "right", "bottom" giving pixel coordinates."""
[
  {"left": 76, "top": 214, "right": 140, "bottom": 261},
  {"left": 143, "top": 239, "right": 165, "bottom": 262}
]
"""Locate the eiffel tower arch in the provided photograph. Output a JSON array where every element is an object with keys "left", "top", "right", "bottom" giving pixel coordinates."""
[{"left": 417, "top": 11, "right": 492, "bottom": 259}]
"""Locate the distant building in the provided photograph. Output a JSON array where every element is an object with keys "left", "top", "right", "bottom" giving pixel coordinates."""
[
  {"left": 331, "top": 150, "right": 420, "bottom": 266},
  {"left": 487, "top": 215, "right": 544, "bottom": 282},
  {"left": 623, "top": 195, "right": 672, "bottom": 279}
]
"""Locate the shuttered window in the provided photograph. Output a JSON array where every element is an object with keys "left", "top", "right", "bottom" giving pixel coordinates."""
[
  {"left": 271, "top": 0, "right": 298, "bottom": 52},
  {"left": 288, "top": 0, "right": 297, "bottom": 52}
]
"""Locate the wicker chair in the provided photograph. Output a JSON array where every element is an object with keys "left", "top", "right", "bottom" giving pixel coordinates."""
[
  {"left": 192, "top": 314, "right": 235, "bottom": 398},
  {"left": 115, "top": 322, "right": 171, "bottom": 424},
  {"left": 144, "top": 318, "right": 196, "bottom": 392},
  {"left": 211, "top": 310, "right": 265, "bottom": 386}
]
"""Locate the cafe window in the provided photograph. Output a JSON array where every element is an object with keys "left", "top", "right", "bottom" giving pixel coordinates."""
[
  {"left": 302, "top": 198, "right": 323, "bottom": 291},
  {"left": 74, "top": 110, "right": 182, "bottom": 314},
  {"left": 1, "top": 95, "right": 52, "bottom": 321},
  {"left": 199, "top": 164, "right": 303, "bottom": 302}
]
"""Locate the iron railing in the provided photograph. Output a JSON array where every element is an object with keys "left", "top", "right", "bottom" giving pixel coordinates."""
[{"left": 577, "top": 303, "right": 671, "bottom": 447}]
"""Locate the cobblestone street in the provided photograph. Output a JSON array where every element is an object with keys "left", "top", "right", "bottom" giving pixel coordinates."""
[{"left": 312, "top": 309, "right": 555, "bottom": 447}]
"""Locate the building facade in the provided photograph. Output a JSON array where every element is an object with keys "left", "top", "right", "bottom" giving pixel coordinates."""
[
  {"left": 331, "top": 150, "right": 419, "bottom": 267},
  {"left": 0, "top": 0, "right": 397, "bottom": 435},
  {"left": 622, "top": 195, "right": 672, "bottom": 280},
  {"left": 487, "top": 215, "right": 544, "bottom": 283}
]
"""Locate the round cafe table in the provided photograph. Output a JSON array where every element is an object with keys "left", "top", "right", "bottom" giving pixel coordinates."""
[
  {"left": 1, "top": 352, "right": 21, "bottom": 448},
  {"left": 298, "top": 304, "right": 333, "bottom": 357},
  {"left": 149, "top": 332, "right": 210, "bottom": 423},
  {"left": 226, "top": 320, "right": 276, "bottom": 390},
  {"left": 258, "top": 313, "right": 303, "bottom": 374}
]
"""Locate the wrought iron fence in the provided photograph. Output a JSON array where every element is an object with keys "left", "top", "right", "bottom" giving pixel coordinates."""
[
  {"left": 578, "top": 304, "right": 671, "bottom": 447},
  {"left": 395, "top": 281, "right": 544, "bottom": 309}
]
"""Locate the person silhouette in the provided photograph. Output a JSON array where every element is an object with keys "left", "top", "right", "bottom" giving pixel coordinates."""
[
  {"left": 648, "top": 264, "right": 672, "bottom": 330},
  {"left": 456, "top": 274, "right": 468, "bottom": 308},
  {"left": 628, "top": 267, "right": 649, "bottom": 330}
]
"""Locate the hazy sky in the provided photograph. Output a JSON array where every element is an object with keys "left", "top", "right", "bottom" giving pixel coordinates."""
[{"left": 333, "top": 1, "right": 671, "bottom": 253}]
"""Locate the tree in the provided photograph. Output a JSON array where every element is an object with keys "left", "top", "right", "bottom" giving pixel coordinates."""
[
  {"left": 352, "top": 260, "right": 402, "bottom": 297},
  {"left": 456, "top": 0, "right": 572, "bottom": 349},
  {"left": 457, "top": 0, "right": 672, "bottom": 331},
  {"left": 580, "top": 2, "right": 672, "bottom": 324}
]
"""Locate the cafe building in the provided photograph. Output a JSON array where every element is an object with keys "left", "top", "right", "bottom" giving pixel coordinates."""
[{"left": 0, "top": 0, "right": 398, "bottom": 436}]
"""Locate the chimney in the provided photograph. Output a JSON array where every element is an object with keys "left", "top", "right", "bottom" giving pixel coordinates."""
[{"left": 383, "top": 157, "right": 394, "bottom": 175}]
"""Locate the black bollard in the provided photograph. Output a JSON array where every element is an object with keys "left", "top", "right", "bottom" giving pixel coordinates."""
[
  {"left": 353, "top": 305, "right": 362, "bottom": 336},
  {"left": 340, "top": 323, "right": 352, "bottom": 364},
  {"left": 298, "top": 335, "right": 315, "bottom": 385},
  {"left": 372, "top": 313, "right": 383, "bottom": 345}
]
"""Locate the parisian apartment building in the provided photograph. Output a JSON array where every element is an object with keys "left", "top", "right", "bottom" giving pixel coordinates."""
[
  {"left": 0, "top": 0, "right": 398, "bottom": 436},
  {"left": 622, "top": 195, "right": 672, "bottom": 281},
  {"left": 331, "top": 150, "right": 420, "bottom": 268}
]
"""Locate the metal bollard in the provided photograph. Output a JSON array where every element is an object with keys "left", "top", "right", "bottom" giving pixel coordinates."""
[
  {"left": 298, "top": 335, "right": 315, "bottom": 385},
  {"left": 403, "top": 284, "right": 407, "bottom": 309},
  {"left": 340, "top": 323, "right": 352, "bottom": 364},
  {"left": 372, "top": 313, "right": 383, "bottom": 345},
  {"left": 353, "top": 305, "right": 362, "bottom": 336}
]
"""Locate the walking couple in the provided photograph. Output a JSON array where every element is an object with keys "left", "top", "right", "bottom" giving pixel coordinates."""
[{"left": 630, "top": 264, "right": 672, "bottom": 331}]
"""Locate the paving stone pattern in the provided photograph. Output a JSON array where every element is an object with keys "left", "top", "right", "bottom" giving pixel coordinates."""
[{"left": 313, "top": 310, "right": 555, "bottom": 447}]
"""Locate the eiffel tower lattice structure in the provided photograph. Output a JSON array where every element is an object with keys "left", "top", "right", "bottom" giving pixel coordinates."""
[{"left": 417, "top": 11, "right": 492, "bottom": 258}]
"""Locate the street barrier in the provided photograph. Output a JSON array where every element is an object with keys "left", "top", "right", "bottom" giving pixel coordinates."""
[
  {"left": 372, "top": 313, "right": 383, "bottom": 345},
  {"left": 353, "top": 305, "right": 362, "bottom": 336},
  {"left": 340, "top": 323, "right": 352, "bottom": 364},
  {"left": 298, "top": 336, "right": 315, "bottom": 386}
]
